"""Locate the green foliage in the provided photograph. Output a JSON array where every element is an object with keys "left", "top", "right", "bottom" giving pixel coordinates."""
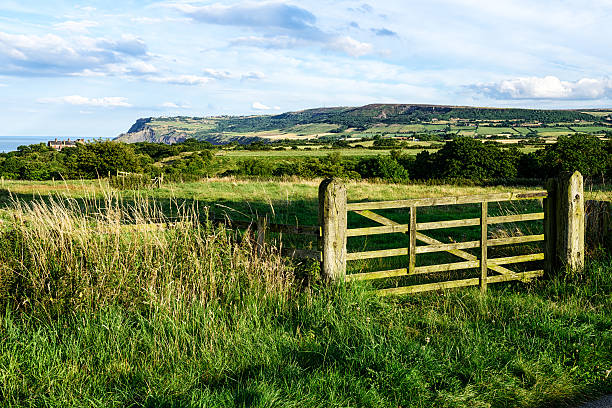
[
  {"left": 356, "top": 155, "right": 410, "bottom": 181},
  {"left": 413, "top": 137, "right": 521, "bottom": 180},
  {"left": 65, "top": 141, "right": 146, "bottom": 178},
  {"left": 0, "top": 195, "right": 610, "bottom": 406},
  {"left": 529, "top": 134, "right": 612, "bottom": 178}
]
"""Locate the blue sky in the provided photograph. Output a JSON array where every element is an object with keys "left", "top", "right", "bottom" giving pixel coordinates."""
[{"left": 1, "top": 0, "right": 611, "bottom": 137}]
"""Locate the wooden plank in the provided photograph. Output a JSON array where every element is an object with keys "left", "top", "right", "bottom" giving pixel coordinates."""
[
  {"left": 415, "top": 240, "right": 480, "bottom": 254},
  {"left": 486, "top": 270, "right": 543, "bottom": 283},
  {"left": 345, "top": 268, "right": 407, "bottom": 281},
  {"left": 346, "top": 224, "right": 408, "bottom": 237},
  {"left": 487, "top": 234, "right": 544, "bottom": 247},
  {"left": 281, "top": 248, "right": 321, "bottom": 260},
  {"left": 394, "top": 212, "right": 543, "bottom": 231},
  {"left": 356, "top": 210, "right": 515, "bottom": 276},
  {"left": 209, "top": 217, "right": 253, "bottom": 229},
  {"left": 256, "top": 216, "right": 266, "bottom": 255},
  {"left": 409, "top": 206, "right": 417, "bottom": 274},
  {"left": 346, "top": 247, "right": 408, "bottom": 261},
  {"left": 417, "top": 218, "right": 480, "bottom": 230},
  {"left": 266, "top": 223, "right": 319, "bottom": 236},
  {"left": 489, "top": 253, "right": 544, "bottom": 266},
  {"left": 377, "top": 270, "right": 543, "bottom": 296},
  {"left": 414, "top": 260, "right": 480, "bottom": 274},
  {"left": 480, "top": 201, "right": 488, "bottom": 294},
  {"left": 488, "top": 212, "right": 544, "bottom": 224},
  {"left": 347, "top": 190, "right": 548, "bottom": 211},
  {"left": 353, "top": 210, "right": 400, "bottom": 225},
  {"left": 378, "top": 277, "right": 480, "bottom": 295},
  {"left": 345, "top": 260, "right": 479, "bottom": 281}
]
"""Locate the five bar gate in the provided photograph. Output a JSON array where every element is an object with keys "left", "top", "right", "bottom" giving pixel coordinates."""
[
  {"left": 344, "top": 191, "right": 547, "bottom": 295},
  {"left": 317, "top": 171, "right": 585, "bottom": 295}
]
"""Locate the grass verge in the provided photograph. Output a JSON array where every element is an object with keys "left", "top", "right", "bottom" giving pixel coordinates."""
[{"left": 0, "top": 194, "right": 610, "bottom": 407}]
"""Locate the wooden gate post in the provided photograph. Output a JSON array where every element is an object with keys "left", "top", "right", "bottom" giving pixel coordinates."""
[
  {"left": 551, "top": 171, "right": 585, "bottom": 272},
  {"left": 319, "top": 178, "right": 347, "bottom": 282}
]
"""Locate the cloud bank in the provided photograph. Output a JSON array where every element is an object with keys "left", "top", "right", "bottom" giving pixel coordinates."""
[
  {"left": 37, "top": 95, "right": 132, "bottom": 107},
  {"left": 472, "top": 76, "right": 612, "bottom": 100},
  {"left": 176, "top": 2, "right": 374, "bottom": 57},
  {"left": 0, "top": 31, "right": 148, "bottom": 76}
]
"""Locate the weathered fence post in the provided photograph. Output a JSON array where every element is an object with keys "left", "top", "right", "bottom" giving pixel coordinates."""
[
  {"left": 556, "top": 171, "right": 585, "bottom": 271},
  {"left": 319, "top": 178, "right": 347, "bottom": 282},
  {"left": 256, "top": 215, "right": 267, "bottom": 255},
  {"left": 546, "top": 171, "right": 585, "bottom": 273}
]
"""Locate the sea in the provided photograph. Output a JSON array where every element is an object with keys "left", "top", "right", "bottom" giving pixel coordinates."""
[{"left": 0, "top": 136, "right": 111, "bottom": 153}]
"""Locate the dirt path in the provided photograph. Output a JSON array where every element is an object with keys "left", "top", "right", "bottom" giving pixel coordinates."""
[{"left": 578, "top": 395, "right": 612, "bottom": 407}]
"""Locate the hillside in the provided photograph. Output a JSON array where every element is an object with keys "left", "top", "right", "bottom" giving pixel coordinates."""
[{"left": 115, "top": 104, "right": 611, "bottom": 144}]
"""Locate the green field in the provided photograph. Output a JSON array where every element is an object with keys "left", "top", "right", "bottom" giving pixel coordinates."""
[
  {"left": 571, "top": 126, "right": 611, "bottom": 134},
  {"left": 476, "top": 127, "right": 519, "bottom": 135},
  {"left": 1, "top": 179, "right": 611, "bottom": 407},
  {"left": 216, "top": 148, "right": 442, "bottom": 160},
  {"left": 582, "top": 111, "right": 612, "bottom": 117}
]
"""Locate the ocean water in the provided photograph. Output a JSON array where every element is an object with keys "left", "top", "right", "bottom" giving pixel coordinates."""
[{"left": 0, "top": 136, "right": 110, "bottom": 153}]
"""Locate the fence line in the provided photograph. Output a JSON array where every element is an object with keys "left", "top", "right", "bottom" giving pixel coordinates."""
[{"left": 95, "top": 171, "right": 593, "bottom": 295}]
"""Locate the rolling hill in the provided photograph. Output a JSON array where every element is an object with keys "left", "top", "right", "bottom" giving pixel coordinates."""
[{"left": 115, "top": 104, "right": 609, "bottom": 144}]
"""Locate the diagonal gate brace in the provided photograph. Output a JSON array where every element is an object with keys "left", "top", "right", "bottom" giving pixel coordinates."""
[{"left": 354, "top": 210, "right": 516, "bottom": 276}]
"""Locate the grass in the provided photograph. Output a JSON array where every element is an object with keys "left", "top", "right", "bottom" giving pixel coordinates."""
[
  {"left": 476, "top": 127, "right": 518, "bottom": 135},
  {"left": 216, "top": 148, "right": 399, "bottom": 158},
  {"left": 0, "top": 190, "right": 611, "bottom": 407}
]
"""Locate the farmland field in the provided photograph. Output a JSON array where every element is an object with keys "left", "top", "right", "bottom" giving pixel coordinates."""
[
  {"left": 571, "top": 126, "right": 611, "bottom": 134},
  {"left": 476, "top": 127, "right": 519, "bottom": 135},
  {"left": 0, "top": 177, "right": 611, "bottom": 407}
]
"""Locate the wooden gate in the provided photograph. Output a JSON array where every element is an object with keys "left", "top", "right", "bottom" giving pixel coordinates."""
[{"left": 344, "top": 191, "right": 548, "bottom": 295}]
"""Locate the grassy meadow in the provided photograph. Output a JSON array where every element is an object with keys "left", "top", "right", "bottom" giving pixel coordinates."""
[{"left": 0, "top": 178, "right": 611, "bottom": 407}]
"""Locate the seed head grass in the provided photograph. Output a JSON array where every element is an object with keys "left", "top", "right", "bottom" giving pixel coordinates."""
[{"left": 0, "top": 185, "right": 610, "bottom": 407}]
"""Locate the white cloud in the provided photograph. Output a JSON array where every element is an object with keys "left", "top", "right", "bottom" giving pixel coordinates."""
[
  {"left": 37, "top": 95, "right": 132, "bottom": 107},
  {"left": 127, "top": 61, "right": 158, "bottom": 74},
  {"left": 241, "top": 71, "right": 265, "bottom": 80},
  {"left": 130, "top": 16, "right": 190, "bottom": 24},
  {"left": 0, "top": 31, "right": 148, "bottom": 76},
  {"left": 146, "top": 75, "right": 213, "bottom": 86},
  {"left": 203, "top": 68, "right": 232, "bottom": 79},
  {"left": 161, "top": 101, "right": 191, "bottom": 109},
  {"left": 472, "top": 76, "right": 612, "bottom": 99},
  {"left": 327, "top": 36, "right": 373, "bottom": 57},
  {"left": 53, "top": 20, "right": 99, "bottom": 33},
  {"left": 231, "top": 35, "right": 302, "bottom": 49},
  {"left": 131, "top": 17, "right": 163, "bottom": 24},
  {"left": 252, "top": 101, "right": 271, "bottom": 110},
  {"left": 76, "top": 6, "right": 96, "bottom": 13}
]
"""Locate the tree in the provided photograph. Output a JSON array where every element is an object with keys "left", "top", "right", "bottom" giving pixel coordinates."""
[{"left": 534, "top": 134, "right": 611, "bottom": 178}]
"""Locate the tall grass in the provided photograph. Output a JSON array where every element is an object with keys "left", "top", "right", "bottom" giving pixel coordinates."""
[
  {"left": 0, "top": 193, "right": 294, "bottom": 319},
  {"left": 0, "top": 194, "right": 610, "bottom": 407}
]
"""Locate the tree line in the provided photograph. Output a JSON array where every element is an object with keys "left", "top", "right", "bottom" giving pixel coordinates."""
[
  {"left": 0, "top": 134, "right": 610, "bottom": 184},
  {"left": 231, "top": 135, "right": 612, "bottom": 183}
]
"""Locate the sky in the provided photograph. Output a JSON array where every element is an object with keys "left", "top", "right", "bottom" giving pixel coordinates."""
[{"left": 1, "top": 0, "right": 612, "bottom": 138}]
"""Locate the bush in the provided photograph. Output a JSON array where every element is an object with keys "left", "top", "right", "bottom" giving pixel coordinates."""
[{"left": 356, "top": 155, "right": 409, "bottom": 181}]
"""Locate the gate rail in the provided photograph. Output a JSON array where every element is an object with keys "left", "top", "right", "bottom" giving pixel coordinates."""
[
  {"left": 344, "top": 191, "right": 547, "bottom": 295},
  {"left": 318, "top": 172, "right": 585, "bottom": 295}
]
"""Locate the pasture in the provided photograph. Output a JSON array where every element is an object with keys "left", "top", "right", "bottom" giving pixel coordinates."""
[{"left": 0, "top": 178, "right": 611, "bottom": 407}]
